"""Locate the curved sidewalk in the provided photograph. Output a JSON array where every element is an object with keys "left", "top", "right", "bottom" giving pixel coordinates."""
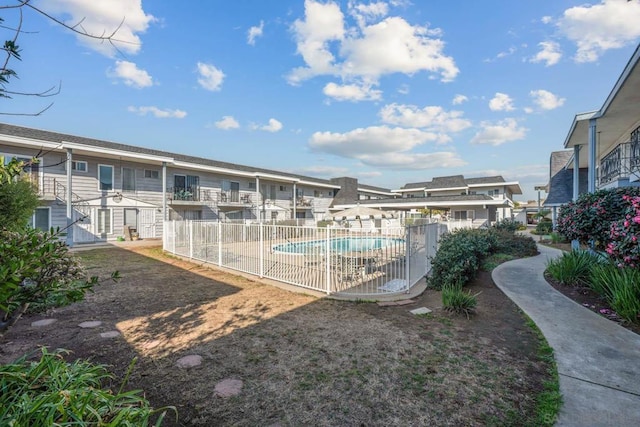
[{"left": 492, "top": 244, "right": 640, "bottom": 427}]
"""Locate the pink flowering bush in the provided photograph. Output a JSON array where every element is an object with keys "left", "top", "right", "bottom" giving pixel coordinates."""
[
  {"left": 606, "top": 194, "right": 640, "bottom": 267},
  {"left": 557, "top": 187, "right": 640, "bottom": 255}
]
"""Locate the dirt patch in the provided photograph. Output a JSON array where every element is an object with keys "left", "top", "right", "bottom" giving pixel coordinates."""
[{"left": 0, "top": 245, "right": 552, "bottom": 426}]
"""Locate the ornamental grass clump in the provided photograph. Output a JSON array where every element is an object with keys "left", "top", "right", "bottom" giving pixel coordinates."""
[
  {"left": 442, "top": 284, "right": 479, "bottom": 319},
  {"left": 0, "top": 348, "right": 175, "bottom": 426},
  {"left": 589, "top": 263, "right": 640, "bottom": 324},
  {"left": 545, "top": 250, "right": 603, "bottom": 287}
]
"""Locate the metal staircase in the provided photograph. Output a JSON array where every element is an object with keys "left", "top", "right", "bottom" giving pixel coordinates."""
[{"left": 53, "top": 179, "right": 91, "bottom": 216}]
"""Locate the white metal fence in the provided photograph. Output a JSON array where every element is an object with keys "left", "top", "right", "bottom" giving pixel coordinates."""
[{"left": 163, "top": 221, "right": 450, "bottom": 297}]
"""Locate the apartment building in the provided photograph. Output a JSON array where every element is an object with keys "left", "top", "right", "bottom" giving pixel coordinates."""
[{"left": 0, "top": 123, "right": 386, "bottom": 245}]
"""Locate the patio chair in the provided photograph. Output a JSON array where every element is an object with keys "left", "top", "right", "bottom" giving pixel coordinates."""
[{"left": 330, "top": 254, "right": 365, "bottom": 284}]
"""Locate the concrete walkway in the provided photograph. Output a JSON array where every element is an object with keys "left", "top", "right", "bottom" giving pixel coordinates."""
[{"left": 492, "top": 244, "right": 640, "bottom": 427}]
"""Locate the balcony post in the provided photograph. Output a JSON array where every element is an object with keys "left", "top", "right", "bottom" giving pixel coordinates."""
[
  {"left": 588, "top": 118, "right": 597, "bottom": 193},
  {"left": 292, "top": 182, "right": 297, "bottom": 221},
  {"left": 162, "top": 162, "right": 167, "bottom": 221},
  {"left": 65, "top": 148, "right": 74, "bottom": 247},
  {"left": 573, "top": 145, "right": 581, "bottom": 201}
]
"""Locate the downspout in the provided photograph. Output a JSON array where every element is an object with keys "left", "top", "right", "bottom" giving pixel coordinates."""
[
  {"left": 588, "top": 118, "right": 597, "bottom": 193},
  {"left": 66, "top": 148, "right": 74, "bottom": 247}
]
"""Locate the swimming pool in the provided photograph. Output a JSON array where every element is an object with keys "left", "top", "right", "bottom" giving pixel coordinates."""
[{"left": 272, "top": 236, "right": 404, "bottom": 254}]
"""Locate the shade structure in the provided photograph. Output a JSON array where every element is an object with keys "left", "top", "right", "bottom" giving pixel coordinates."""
[{"left": 329, "top": 205, "right": 394, "bottom": 221}]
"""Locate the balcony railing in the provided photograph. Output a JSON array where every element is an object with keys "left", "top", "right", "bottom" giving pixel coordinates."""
[
  {"left": 218, "top": 190, "right": 253, "bottom": 204},
  {"left": 599, "top": 145, "right": 622, "bottom": 185},
  {"left": 168, "top": 186, "right": 202, "bottom": 202},
  {"left": 291, "top": 197, "right": 313, "bottom": 208},
  {"left": 598, "top": 141, "right": 640, "bottom": 186}
]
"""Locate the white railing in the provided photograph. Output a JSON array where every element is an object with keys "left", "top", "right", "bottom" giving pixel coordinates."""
[{"left": 163, "top": 221, "right": 449, "bottom": 297}]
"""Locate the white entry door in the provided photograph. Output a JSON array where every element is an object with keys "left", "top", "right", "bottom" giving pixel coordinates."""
[{"left": 139, "top": 208, "right": 156, "bottom": 238}]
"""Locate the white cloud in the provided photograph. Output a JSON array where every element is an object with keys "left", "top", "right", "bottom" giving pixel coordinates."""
[
  {"left": 489, "top": 92, "right": 515, "bottom": 112},
  {"left": 530, "top": 41, "right": 562, "bottom": 66},
  {"left": 288, "top": 0, "right": 345, "bottom": 85},
  {"left": 214, "top": 116, "right": 240, "bottom": 130},
  {"left": 196, "top": 62, "right": 225, "bottom": 91},
  {"left": 323, "top": 81, "right": 382, "bottom": 101},
  {"left": 470, "top": 118, "right": 527, "bottom": 146},
  {"left": 379, "top": 103, "right": 471, "bottom": 133},
  {"left": 358, "top": 151, "right": 467, "bottom": 170},
  {"left": 339, "top": 17, "right": 458, "bottom": 82},
  {"left": 288, "top": 0, "right": 458, "bottom": 91},
  {"left": 247, "top": 20, "right": 264, "bottom": 45},
  {"left": 349, "top": 1, "right": 389, "bottom": 27},
  {"left": 259, "top": 118, "right": 283, "bottom": 132},
  {"left": 529, "top": 89, "right": 565, "bottom": 111},
  {"left": 541, "top": 16, "right": 553, "bottom": 24},
  {"left": 397, "top": 84, "right": 409, "bottom": 95},
  {"left": 452, "top": 94, "right": 468, "bottom": 105},
  {"left": 558, "top": 0, "right": 640, "bottom": 62},
  {"left": 108, "top": 60, "right": 153, "bottom": 88},
  {"left": 309, "top": 125, "right": 440, "bottom": 158},
  {"left": 39, "top": 0, "right": 156, "bottom": 57},
  {"left": 127, "top": 106, "right": 186, "bottom": 119},
  {"left": 292, "top": 165, "right": 350, "bottom": 177}
]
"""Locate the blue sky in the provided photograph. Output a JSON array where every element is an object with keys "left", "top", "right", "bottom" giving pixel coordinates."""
[{"left": 4, "top": 0, "right": 640, "bottom": 201}]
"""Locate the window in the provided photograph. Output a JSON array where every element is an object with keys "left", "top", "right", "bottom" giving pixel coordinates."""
[
  {"left": 98, "top": 165, "right": 114, "bottom": 191},
  {"left": 248, "top": 182, "right": 256, "bottom": 190},
  {"left": 97, "top": 208, "right": 112, "bottom": 234},
  {"left": 279, "top": 185, "right": 287, "bottom": 191},
  {"left": 32, "top": 207, "right": 50, "bottom": 231},
  {"left": 314, "top": 190, "right": 323, "bottom": 197},
  {"left": 122, "top": 167, "right": 135, "bottom": 192},
  {"left": 72, "top": 161, "right": 87, "bottom": 172},
  {"left": 144, "top": 169, "right": 159, "bottom": 179}
]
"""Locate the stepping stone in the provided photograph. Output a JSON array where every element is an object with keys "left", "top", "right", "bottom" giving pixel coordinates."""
[
  {"left": 176, "top": 355, "right": 203, "bottom": 368},
  {"left": 100, "top": 331, "right": 120, "bottom": 338},
  {"left": 78, "top": 321, "right": 102, "bottom": 329},
  {"left": 31, "top": 318, "right": 57, "bottom": 327},
  {"left": 214, "top": 378, "right": 243, "bottom": 398},
  {"left": 410, "top": 307, "right": 432, "bottom": 315}
]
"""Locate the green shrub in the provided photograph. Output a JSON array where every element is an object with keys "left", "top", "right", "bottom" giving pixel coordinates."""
[
  {"left": 0, "top": 228, "right": 119, "bottom": 335},
  {"left": 0, "top": 348, "right": 175, "bottom": 426},
  {"left": 492, "top": 230, "right": 538, "bottom": 258},
  {"left": 442, "top": 284, "right": 478, "bottom": 318},
  {"left": 550, "top": 232, "right": 567, "bottom": 244},
  {"left": 535, "top": 220, "right": 553, "bottom": 235},
  {"left": 589, "top": 264, "right": 640, "bottom": 323},
  {"left": 429, "top": 228, "right": 537, "bottom": 290},
  {"left": 545, "top": 250, "right": 602, "bottom": 287},
  {"left": 492, "top": 218, "right": 520, "bottom": 233},
  {"left": 429, "top": 229, "right": 497, "bottom": 290}
]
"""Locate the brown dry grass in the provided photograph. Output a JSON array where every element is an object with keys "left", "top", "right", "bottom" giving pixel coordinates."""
[{"left": 0, "top": 244, "right": 553, "bottom": 426}]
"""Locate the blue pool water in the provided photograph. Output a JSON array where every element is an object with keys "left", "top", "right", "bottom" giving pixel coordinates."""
[{"left": 272, "top": 237, "right": 404, "bottom": 254}]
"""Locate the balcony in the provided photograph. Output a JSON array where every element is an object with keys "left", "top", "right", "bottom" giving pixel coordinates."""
[
  {"left": 218, "top": 190, "right": 253, "bottom": 208},
  {"left": 290, "top": 197, "right": 313, "bottom": 209},
  {"left": 168, "top": 186, "right": 208, "bottom": 205},
  {"left": 598, "top": 141, "right": 640, "bottom": 186}
]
